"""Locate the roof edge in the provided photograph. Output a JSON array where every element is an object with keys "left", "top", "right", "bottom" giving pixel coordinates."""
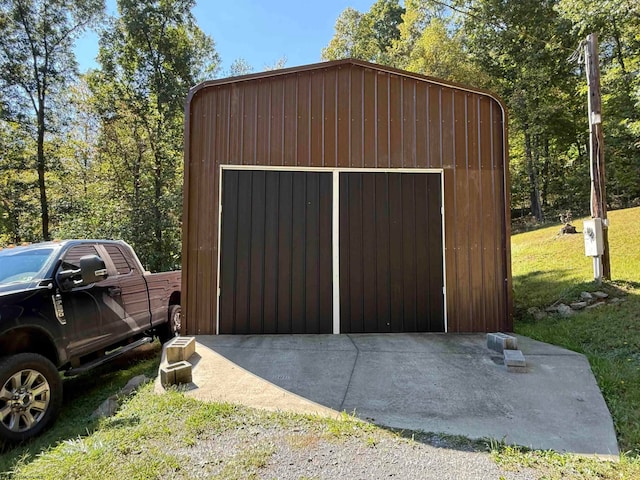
[{"left": 186, "top": 58, "right": 507, "bottom": 116}]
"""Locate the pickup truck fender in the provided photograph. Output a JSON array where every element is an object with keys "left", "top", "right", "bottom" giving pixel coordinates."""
[{"left": 0, "top": 316, "right": 66, "bottom": 367}]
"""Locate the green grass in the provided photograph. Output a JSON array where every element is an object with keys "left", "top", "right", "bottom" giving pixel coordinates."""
[{"left": 506, "top": 206, "right": 640, "bottom": 477}]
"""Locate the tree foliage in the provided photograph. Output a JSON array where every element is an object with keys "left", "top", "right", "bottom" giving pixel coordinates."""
[
  {"left": 0, "top": 0, "right": 104, "bottom": 240},
  {"left": 86, "top": 0, "right": 219, "bottom": 270}
]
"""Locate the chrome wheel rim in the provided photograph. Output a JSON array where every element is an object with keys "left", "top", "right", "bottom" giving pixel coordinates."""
[{"left": 0, "top": 369, "right": 50, "bottom": 433}]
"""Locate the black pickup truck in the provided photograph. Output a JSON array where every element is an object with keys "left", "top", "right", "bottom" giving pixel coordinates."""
[{"left": 0, "top": 239, "right": 181, "bottom": 442}]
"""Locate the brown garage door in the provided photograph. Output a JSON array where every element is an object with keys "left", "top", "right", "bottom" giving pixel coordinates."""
[
  {"left": 339, "top": 172, "right": 444, "bottom": 333},
  {"left": 219, "top": 170, "right": 333, "bottom": 334}
]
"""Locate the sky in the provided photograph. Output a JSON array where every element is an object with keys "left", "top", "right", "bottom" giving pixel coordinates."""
[{"left": 75, "top": 0, "right": 375, "bottom": 75}]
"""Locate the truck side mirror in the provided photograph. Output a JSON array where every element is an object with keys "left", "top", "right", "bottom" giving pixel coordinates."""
[
  {"left": 79, "top": 255, "right": 109, "bottom": 284},
  {"left": 57, "top": 255, "right": 108, "bottom": 290}
]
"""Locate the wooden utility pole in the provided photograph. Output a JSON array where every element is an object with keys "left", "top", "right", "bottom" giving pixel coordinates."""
[{"left": 584, "top": 33, "right": 611, "bottom": 280}]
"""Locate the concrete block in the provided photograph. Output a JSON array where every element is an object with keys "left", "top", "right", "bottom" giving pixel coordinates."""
[
  {"left": 507, "top": 365, "right": 528, "bottom": 373},
  {"left": 160, "top": 360, "right": 193, "bottom": 386},
  {"left": 166, "top": 336, "right": 196, "bottom": 363},
  {"left": 504, "top": 349, "right": 526, "bottom": 368},
  {"left": 486, "top": 333, "right": 518, "bottom": 353}
]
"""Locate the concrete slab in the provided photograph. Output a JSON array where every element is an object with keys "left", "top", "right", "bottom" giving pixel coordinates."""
[{"left": 156, "top": 333, "right": 619, "bottom": 457}]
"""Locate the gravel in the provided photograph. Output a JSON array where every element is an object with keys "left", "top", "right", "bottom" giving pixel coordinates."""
[{"left": 170, "top": 423, "right": 539, "bottom": 480}]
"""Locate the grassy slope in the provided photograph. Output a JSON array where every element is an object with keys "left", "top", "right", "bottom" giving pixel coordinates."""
[{"left": 512, "top": 206, "right": 640, "bottom": 454}]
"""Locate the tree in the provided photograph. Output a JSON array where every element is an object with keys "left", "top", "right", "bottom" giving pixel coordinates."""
[
  {"left": 228, "top": 58, "right": 253, "bottom": 77},
  {"left": 322, "top": 0, "right": 404, "bottom": 65},
  {"left": 89, "top": 0, "right": 219, "bottom": 270},
  {"left": 0, "top": 0, "right": 104, "bottom": 240},
  {"left": 461, "top": 0, "right": 579, "bottom": 221}
]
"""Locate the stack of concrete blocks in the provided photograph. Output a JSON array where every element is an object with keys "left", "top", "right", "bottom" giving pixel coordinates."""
[
  {"left": 160, "top": 336, "right": 196, "bottom": 387},
  {"left": 487, "top": 332, "right": 527, "bottom": 373}
]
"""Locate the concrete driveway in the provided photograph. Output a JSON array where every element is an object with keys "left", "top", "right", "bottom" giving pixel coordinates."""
[{"left": 164, "top": 333, "right": 619, "bottom": 457}]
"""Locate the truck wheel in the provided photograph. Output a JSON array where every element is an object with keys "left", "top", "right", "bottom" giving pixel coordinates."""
[
  {"left": 0, "top": 353, "right": 62, "bottom": 442},
  {"left": 158, "top": 305, "right": 181, "bottom": 343}
]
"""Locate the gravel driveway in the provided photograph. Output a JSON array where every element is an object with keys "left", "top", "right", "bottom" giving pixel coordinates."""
[{"left": 172, "top": 422, "right": 538, "bottom": 480}]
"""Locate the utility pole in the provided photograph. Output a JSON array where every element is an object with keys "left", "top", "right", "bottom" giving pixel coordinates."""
[{"left": 584, "top": 33, "right": 611, "bottom": 281}]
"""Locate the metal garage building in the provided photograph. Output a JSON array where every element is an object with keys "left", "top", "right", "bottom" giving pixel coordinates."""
[{"left": 182, "top": 59, "right": 513, "bottom": 335}]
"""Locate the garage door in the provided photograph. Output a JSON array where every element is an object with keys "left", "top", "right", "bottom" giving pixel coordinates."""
[
  {"left": 219, "top": 170, "right": 333, "bottom": 334},
  {"left": 339, "top": 172, "right": 444, "bottom": 333},
  {"left": 219, "top": 169, "right": 444, "bottom": 334}
]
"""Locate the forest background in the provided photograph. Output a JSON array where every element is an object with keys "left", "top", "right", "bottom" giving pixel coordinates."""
[{"left": 1, "top": 0, "right": 638, "bottom": 271}]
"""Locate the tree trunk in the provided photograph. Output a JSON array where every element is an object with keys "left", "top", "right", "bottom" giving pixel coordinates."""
[
  {"left": 37, "top": 99, "right": 49, "bottom": 241},
  {"left": 525, "top": 129, "right": 544, "bottom": 221},
  {"left": 541, "top": 138, "right": 550, "bottom": 207}
]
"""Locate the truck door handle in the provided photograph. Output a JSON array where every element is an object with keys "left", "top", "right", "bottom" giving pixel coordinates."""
[{"left": 108, "top": 287, "right": 122, "bottom": 297}]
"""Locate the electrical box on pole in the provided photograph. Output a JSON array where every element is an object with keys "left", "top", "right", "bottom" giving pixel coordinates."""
[{"left": 584, "top": 33, "right": 611, "bottom": 281}]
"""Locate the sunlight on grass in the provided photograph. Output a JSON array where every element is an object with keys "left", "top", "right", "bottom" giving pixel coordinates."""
[
  {"left": 513, "top": 206, "right": 640, "bottom": 460},
  {"left": 511, "top": 206, "right": 640, "bottom": 309}
]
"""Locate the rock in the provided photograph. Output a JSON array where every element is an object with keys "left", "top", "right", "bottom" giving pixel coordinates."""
[
  {"left": 609, "top": 297, "right": 622, "bottom": 304},
  {"left": 593, "top": 291, "right": 609, "bottom": 299},
  {"left": 580, "top": 292, "right": 594, "bottom": 300},
  {"left": 91, "top": 395, "right": 119, "bottom": 420},
  {"left": 120, "top": 374, "right": 150, "bottom": 396},
  {"left": 586, "top": 302, "right": 605, "bottom": 310},
  {"left": 533, "top": 310, "right": 547, "bottom": 320},
  {"left": 545, "top": 305, "right": 559, "bottom": 313},
  {"left": 570, "top": 302, "right": 587, "bottom": 310},
  {"left": 91, "top": 374, "right": 151, "bottom": 420},
  {"left": 557, "top": 304, "right": 574, "bottom": 317}
]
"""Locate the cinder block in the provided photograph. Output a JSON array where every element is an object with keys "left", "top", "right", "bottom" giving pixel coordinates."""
[
  {"left": 166, "top": 336, "right": 196, "bottom": 363},
  {"left": 503, "top": 349, "right": 526, "bottom": 368},
  {"left": 160, "top": 361, "right": 193, "bottom": 386},
  {"left": 487, "top": 332, "right": 518, "bottom": 353}
]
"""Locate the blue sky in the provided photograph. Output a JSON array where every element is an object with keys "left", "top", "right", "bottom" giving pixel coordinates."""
[{"left": 75, "top": 0, "right": 375, "bottom": 75}]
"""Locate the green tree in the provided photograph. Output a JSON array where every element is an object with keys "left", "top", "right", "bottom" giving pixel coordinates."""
[
  {"left": 0, "top": 0, "right": 104, "bottom": 240},
  {"left": 89, "top": 0, "right": 219, "bottom": 270},
  {"left": 461, "top": 0, "right": 579, "bottom": 221},
  {"left": 322, "top": 0, "right": 404, "bottom": 65}
]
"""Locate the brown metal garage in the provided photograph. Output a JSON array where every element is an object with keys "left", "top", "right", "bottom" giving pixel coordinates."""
[{"left": 182, "top": 59, "right": 512, "bottom": 335}]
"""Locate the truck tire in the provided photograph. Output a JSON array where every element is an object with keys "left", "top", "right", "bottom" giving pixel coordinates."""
[
  {"left": 0, "top": 353, "right": 62, "bottom": 442},
  {"left": 158, "top": 305, "right": 181, "bottom": 344}
]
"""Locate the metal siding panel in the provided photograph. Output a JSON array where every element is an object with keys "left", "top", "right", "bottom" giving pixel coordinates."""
[
  {"left": 403, "top": 78, "right": 417, "bottom": 167},
  {"left": 387, "top": 174, "right": 404, "bottom": 331},
  {"left": 480, "top": 98, "right": 496, "bottom": 331},
  {"left": 219, "top": 170, "right": 239, "bottom": 333},
  {"left": 376, "top": 73, "right": 389, "bottom": 168},
  {"left": 256, "top": 81, "right": 270, "bottom": 166},
  {"left": 310, "top": 72, "right": 324, "bottom": 167},
  {"left": 401, "top": 175, "right": 417, "bottom": 330},
  {"left": 249, "top": 171, "right": 267, "bottom": 332},
  {"left": 323, "top": 68, "right": 338, "bottom": 167},
  {"left": 467, "top": 95, "right": 484, "bottom": 332},
  {"left": 429, "top": 85, "right": 441, "bottom": 169},
  {"left": 244, "top": 86, "right": 258, "bottom": 165},
  {"left": 453, "top": 92, "right": 471, "bottom": 332},
  {"left": 304, "top": 173, "right": 321, "bottom": 332},
  {"left": 350, "top": 68, "right": 364, "bottom": 167},
  {"left": 441, "top": 89, "right": 455, "bottom": 169},
  {"left": 361, "top": 174, "right": 379, "bottom": 329},
  {"left": 389, "top": 75, "right": 403, "bottom": 168},
  {"left": 277, "top": 173, "right": 294, "bottom": 332},
  {"left": 362, "top": 69, "right": 376, "bottom": 168},
  {"left": 374, "top": 174, "right": 391, "bottom": 331},
  {"left": 318, "top": 174, "right": 334, "bottom": 332},
  {"left": 337, "top": 66, "right": 351, "bottom": 167},
  {"left": 283, "top": 76, "right": 297, "bottom": 166},
  {"left": 269, "top": 80, "right": 284, "bottom": 166},
  {"left": 263, "top": 172, "right": 280, "bottom": 333},
  {"left": 415, "top": 82, "right": 428, "bottom": 167},
  {"left": 297, "top": 73, "right": 311, "bottom": 166}
]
